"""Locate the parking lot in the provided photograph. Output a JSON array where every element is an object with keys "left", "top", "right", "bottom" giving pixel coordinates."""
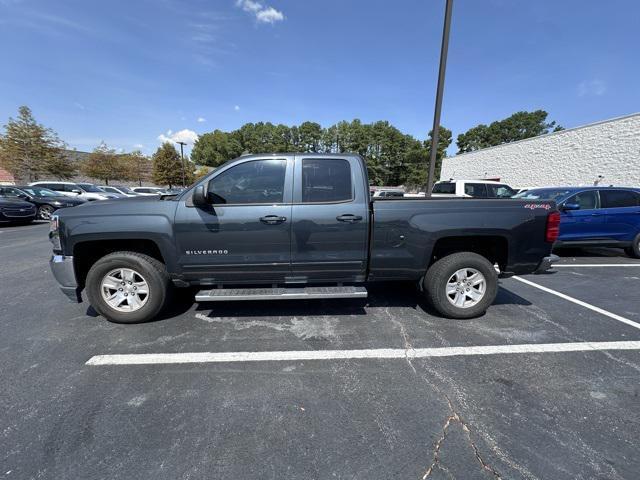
[{"left": 2, "top": 222, "right": 640, "bottom": 479}]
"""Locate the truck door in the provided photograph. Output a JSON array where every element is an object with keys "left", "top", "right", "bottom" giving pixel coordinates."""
[
  {"left": 174, "top": 157, "right": 293, "bottom": 283},
  {"left": 290, "top": 156, "right": 369, "bottom": 283}
]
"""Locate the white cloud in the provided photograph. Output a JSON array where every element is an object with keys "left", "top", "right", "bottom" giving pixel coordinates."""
[
  {"left": 577, "top": 79, "right": 606, "bottom": 97},
  {"left": 234, "top": 105, "right": 240, "bottom": 111},
  {"left": 157, "top": 129, "right": 199, "bottom": 145},
  {"left": 236, "top": 0, "right": 284, "bottom": 24},
  {"left": 197, "top": 116, "right": 206, "bottom": 123},
  {"left": 133, "top": 143, "right": 144, "bottom": 149}
]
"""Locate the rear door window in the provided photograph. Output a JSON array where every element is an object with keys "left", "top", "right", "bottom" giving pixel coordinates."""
[
  {"left": 600, "top": 190, "right": 640, "bottom": 208},
  {"left": 432, "top": 182, "right": 455, "bottom": 194},
  {"left": 464, "top": 183, "right": 488, "bottom": 197},
  {"left": 301, "top": 159, "right": 352, "bottom": 203}
]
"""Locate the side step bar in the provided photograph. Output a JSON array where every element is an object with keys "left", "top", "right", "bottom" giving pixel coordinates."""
[{"left": 195, "top": 286, "right": 368, "bottom": 302}]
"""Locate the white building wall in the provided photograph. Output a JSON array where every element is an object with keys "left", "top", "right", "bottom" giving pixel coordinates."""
[{"left": 440, "top": 113, "right": 640, "bottom": 188}]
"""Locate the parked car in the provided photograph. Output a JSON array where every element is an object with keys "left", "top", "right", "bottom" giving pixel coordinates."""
[
  {"left": 514, "top": 187, "right": 640, "bottom": 258},
  {"left": 131, "top": 187, "right": 168, "bottom": 196},
  {"left": 29, "top": 181, "right": 118, "bottom": 201},
  {"left": 0, "top": 195, "right": 36, "bottom": 224},
  {"left": 0, "top": 185, "right": 85, "bottom": 220},
  {"left": 49, "top": 153, "right": 557, "bottom": 324},
  {"left": 98, "top": 185, "right": 141, "bottom": 197},
  {"left": 432, "top": 180, "right": 517, "bottom": 198},
  {"left": 371, "top": 188, "right": 405, "bottom": 198}
]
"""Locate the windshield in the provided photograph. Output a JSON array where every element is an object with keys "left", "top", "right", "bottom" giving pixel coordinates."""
[
  {"left": 78, "top": 183, "right": 104, "bottom": 193},
  {"left": 513, "top": 188, "right": 575, "bottom": 202},
  {"left": 20, "top": 187, "right": 60, "bottom": 197},
  {"left": 432, "top": 182, "right": 456, "bottom": 194}
]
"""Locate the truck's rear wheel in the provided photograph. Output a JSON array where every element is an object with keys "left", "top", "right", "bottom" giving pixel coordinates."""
[
  {"left": 422, "top": 252, "right": 498, "bottom": 319},
  {"left": 86, "top": 251, "right": 171, "bottom": 323}
]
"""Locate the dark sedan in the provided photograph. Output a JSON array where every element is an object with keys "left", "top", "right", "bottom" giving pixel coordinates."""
[
  {"left": 0, "top": 186, "right": 86, "bottom": 220},
  {"left": 0, "top": 196, "right": 36, "bottom": 224}
]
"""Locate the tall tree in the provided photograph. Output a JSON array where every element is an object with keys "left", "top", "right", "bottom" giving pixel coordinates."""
[
  {"left": 456, "top": 110, "right": 563, "bottom": 153},
  {"left": 122, "top": 150, "right": 152, "bottom": 186},
  {"left": 0, "top": 106, "right": 73, "bottom": 182},
  {"left": 191, "top": 130, "right": 242, "bottom": 168},
  {"left": 152, "top": 142, "right": 183, "bottom": 188},
  {"left": 81, "top": 142, "right": 129, "bottom": 185}
]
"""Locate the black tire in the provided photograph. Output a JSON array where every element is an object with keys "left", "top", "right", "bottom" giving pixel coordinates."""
[
  {"left": 38, "top": 204, "right": 55, "bottom": 220},
  {"left": 422, "top": 252, "right": 498, "bottom": 319},
  {"left": 624, "top": 234, "right": 640, "bottom": 259},
  {"left": 85, "top": 251, "right": 171, "bottom": 324}
]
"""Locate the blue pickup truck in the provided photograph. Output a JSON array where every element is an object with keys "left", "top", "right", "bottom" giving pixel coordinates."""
[
  {"left": 515, "top": 186, "right": 640, "bottom": 258},
  {"left": 49, "top": 153, "right": 558, "bottom": 324}
]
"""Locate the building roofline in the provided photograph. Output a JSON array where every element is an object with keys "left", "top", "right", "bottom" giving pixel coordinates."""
[{"left": 450, "top": 111, "right": 640, "bottom": 159}]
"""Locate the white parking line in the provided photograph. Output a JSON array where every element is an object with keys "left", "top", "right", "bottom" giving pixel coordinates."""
[
  {"left": 86, "top": 341, "right": 640, "bottom": 366},
  {"left": 513, "top": 275, "right": 640, "bottom": 330},
  {"left": 554, "top": 264, "right": 640, "bottom": 268}
]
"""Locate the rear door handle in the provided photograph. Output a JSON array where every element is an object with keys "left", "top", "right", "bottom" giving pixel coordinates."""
[
  {"left": 590, "top": 213, "right": 603, "bottom": 216},
  {"left": 260, "top": 215, "right": 287, "bottom": 225},
  {"left": 336, "top": 214, "right": 363, "bottom": 223}
]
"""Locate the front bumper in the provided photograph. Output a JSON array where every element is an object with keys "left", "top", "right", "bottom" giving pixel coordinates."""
[
  {"left": 534, "top": 254, "right": 559, "bottom": 274},
  {"left": 50, "top": 255, "right": 82, "bottom": 302}
]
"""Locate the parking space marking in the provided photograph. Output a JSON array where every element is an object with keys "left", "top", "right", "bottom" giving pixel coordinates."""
[
  {"left": 513, "top": 275, "right": 640, "bottom": 330},
  {"left": 86, "top": 340, "right": 640, "bottom": 366},
  {"left": 554, "top": 264, "right": 640, "bottom": 268}
]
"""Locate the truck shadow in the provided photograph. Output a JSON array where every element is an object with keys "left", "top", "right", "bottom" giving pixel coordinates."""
[{"left": 191, "top": 282, "right": 532, "bottom": 320}]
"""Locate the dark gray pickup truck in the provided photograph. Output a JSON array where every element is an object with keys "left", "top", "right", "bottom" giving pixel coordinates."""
[{"left": 49, "top": 153, "right": 558, "bottom": 323}]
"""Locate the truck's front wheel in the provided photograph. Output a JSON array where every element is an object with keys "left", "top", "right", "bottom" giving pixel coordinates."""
[
  {"left": 85, "top": 251, "right": 171, "bottom": 323},
  {"left": 422, "top": 252, "right": 498, "bottom": 319}
]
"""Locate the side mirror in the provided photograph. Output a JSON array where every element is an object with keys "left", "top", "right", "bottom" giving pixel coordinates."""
[
  {"left": 562, "top": 203, "right": 580, "bottom": 211},
  {"left": 192, "top": 185, "right": 208, "bottom": 207}
]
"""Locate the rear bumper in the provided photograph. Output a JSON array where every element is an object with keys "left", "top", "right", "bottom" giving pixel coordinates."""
[
  {"left": 534, "top": 254, "right": 559, "bottom": 274},
  {"left": 50, "top": 255, "right": 82, "bottom": 302}
]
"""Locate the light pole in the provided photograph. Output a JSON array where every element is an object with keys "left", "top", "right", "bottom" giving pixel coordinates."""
[
  {"left": 426, "top": 0, "right": 454, "bottom": 197},
  {"left": 176, "top": 141, "right": 187, "bottom": 187}
]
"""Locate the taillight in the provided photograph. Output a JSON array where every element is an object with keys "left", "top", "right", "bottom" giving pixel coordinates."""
[{"left": 545, "top": 211, "right": 561, "bottom": 243}]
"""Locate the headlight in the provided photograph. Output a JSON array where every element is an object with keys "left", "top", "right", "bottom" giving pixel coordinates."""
[{"left": 49, "top": 215, "right": 61, "bottom": 251}]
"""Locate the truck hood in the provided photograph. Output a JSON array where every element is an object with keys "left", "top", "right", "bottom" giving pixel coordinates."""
[{"left": 56, "top": 195, "right": 179, "bottom": 220}]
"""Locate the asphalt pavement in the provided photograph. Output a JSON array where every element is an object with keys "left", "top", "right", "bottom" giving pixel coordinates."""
[{"left": 1, "top": 222, "right": 639, "bottom": 479}]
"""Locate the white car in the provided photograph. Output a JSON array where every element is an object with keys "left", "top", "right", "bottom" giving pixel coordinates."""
[
  {"left": 29, "top": 181, "right": 118, "bottom": 201},
  {"left": 99, "top": 185, "right": 140, "bottom": 197},
  {"left": 432, "top": 180, "right": 516, "bottom": 198},
  {"left": 132, "top": 187, "right": 168, "bottom": 196},
  {"left": 371, "top": 188, "right": 405, "bottom": 198}
]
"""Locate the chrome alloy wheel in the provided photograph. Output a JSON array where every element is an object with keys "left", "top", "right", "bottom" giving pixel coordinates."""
[
  {"left": 445, "top": 268, "right": 486, "bottom": 308},
  {"left": 101, "top": 268, "right": 150, "bottom": 312},
  {"left": 38, "top": 205, "right": 55, "bottom": 220}
]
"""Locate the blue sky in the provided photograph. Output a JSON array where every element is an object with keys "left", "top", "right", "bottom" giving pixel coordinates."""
[{"left": 1, "top": 0, "right": 638, "bottom": 156}]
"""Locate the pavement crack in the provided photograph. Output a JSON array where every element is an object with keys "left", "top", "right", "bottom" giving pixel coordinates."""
[
  {"left": 386, "top": 309, "right": 416, "bottom": 374},
  {"left": 422, "top": 394, "right": 502, "bottom": 479}
]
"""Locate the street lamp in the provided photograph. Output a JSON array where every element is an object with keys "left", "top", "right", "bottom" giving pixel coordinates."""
[
  {"left": 426, "top": 0, "right": 454, "bottom": 197},
  {"left": 176, "top": 141, "right": 187, "bottom": 187}
]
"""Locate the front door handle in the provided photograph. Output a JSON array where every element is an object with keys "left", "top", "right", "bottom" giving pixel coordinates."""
[
  {"left": 590, "top": 213, "right": 603, "bottom": 216},
  {"left": 336, "top": 214, "right": 363, "bottom": 223},
  {"left": 260, "top": 215, "right": 287, "bottom": 225}
]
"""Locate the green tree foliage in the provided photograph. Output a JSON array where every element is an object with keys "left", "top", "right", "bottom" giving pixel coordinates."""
[
  {"left": 0, "top": 105, "right": 74, "bottom": 182},
  {"left": 190, "top": 119, "right": 452, "bottom": 188},
  {"left": 456, "top": 110, "right": 563, "bottom": 153},
  {"left": 122, "top": 150, "right": 153, "bottom": 186},
  {"left": 81, "top": 142, "right": 131, "bottom": 185},
  {"left": 152, "top": 142, "right": 184, "bottom": 188}
]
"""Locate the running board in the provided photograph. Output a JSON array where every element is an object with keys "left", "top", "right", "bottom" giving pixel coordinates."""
[{"left": 195, "top": 286, "right": 368, "bottom": 302}]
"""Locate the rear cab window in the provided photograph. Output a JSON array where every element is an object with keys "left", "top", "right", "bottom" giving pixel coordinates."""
[{"left": 301, "top": 159, "right": 352, "bottom": 203}]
